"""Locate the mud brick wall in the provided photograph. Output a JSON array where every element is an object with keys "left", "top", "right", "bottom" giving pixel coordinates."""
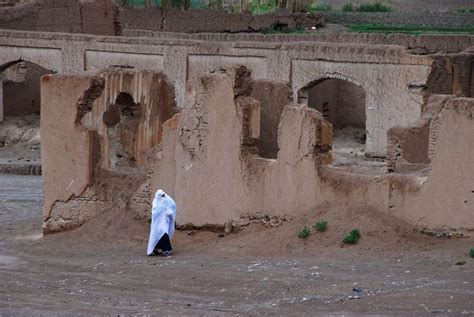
[
  {"left": 0, "top": 0, "right": 116, "bottom": 35},
  {"left": 118, "top": 8, "right": 321, "bottom": 34},
  {"left": 118, "top": 6, "right": 163, "bottom": 32},
  {"left": 79, "top": 0, "right": 117, "bottom": 36},
  {"left": 426, "top": 55, "right": 474, "bottom": 98},
  {"left": 323, "top": 12, "right": 474, "bottom": 29}
]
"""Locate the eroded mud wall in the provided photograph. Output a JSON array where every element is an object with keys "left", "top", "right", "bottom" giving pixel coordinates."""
[
  {"left": 41, "top": 69, "right": 176, "bottom": 233},
  {"left": 42, "top": 68, "right": 473, "bottom": 233},
  {"left": 390, "top": 96, "right": 474, "bottom": 229}
]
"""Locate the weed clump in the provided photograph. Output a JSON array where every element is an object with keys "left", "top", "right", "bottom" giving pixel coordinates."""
[
  {"left": 313, "top": 220, "right": 328, "bottom": 232},
  {"left": 470, "top": 248, "right": 474, "bottom": 258},
  {"left": 342, "top": 2, "right": 354, "bottom": 12},
  {"left": 343, "top": 229, "right": 361, "bottom": 244},
  {"left": 356, "top": 2, "right": 393, "bottom": 12},
  {"left": 457, "top": 7, "right": 474, "bottom": 13},
  {"left": 298, "top": 226, "right": 311, "bottom": 238},
  {"left": 309, "top": 3, "right": 332, "bottom": 12}
]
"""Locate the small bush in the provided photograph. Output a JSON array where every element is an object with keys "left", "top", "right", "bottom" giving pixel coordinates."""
[
  {"left": 457, "top": 7, "right": 474, "bottom": 13},
  {"left": 298, "top": 226, "right": 311, "bottom": 238},
  {"left": 342, "top": 2, "right": 354, "bottom": 12},
  {"left": 250, "top": 0, "right": 276, "bottom": 15},
  {"left": 313, "top": 220, "right": 328, "bottom": 232},
  {"left": 356, "top": 2, "right": 393, "bottom": 12},
  {"left": 309, "top": 2, "right": 332, "bottom": 12},
  {"left": 230, "top": 3, "right": 241, "bottom": 12},
  {"left": 343, "top": 229, "right": 361, "bottom": 244},
  {"left": 470, "top": 248, "right": 474, "bottom": 258}
]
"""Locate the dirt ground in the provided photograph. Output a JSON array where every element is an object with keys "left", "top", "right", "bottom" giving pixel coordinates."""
[{"left": 0, "top": 174, "right": 473, "bottom": 316}]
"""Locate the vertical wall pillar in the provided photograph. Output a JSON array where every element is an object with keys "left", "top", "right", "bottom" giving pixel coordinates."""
[{"left": 0, "top": 79, "right": 3, "bottom": 123}]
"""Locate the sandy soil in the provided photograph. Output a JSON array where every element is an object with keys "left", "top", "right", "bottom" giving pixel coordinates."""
[
  {"left": 332, "top": 127, "right": 387, "bottom": 175},
  {"left": 1, "top": 175, "right": 473, "bottom": 315}
]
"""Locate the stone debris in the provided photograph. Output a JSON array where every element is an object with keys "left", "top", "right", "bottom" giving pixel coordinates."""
[
  {"left": 421, "top": 226, "right": 465, "bottom": 239},
  {"left": 239, "top": 212, "right": 293, "bottom": 228}
]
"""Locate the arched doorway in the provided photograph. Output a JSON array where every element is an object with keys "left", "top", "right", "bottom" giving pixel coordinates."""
[
  {"left": 298, "top": 78, "right": 366, "bottom": 132},
  {"left": 2, "top": 61, "right": 54, "bottom": 119},
  {"left": 0, "top": 60, "right": 54, "bottom": 174},
  {"left": 298, "top": 78, "right": 385, "bottom": 173}
]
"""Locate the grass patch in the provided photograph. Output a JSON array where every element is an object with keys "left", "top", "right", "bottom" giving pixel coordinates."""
[
  {"left": 343, "top": 229, "right": 361, "bottom": 244},
  {"left": 298, "top": 226, "right": 311, "bottom": 238},
  {"left": 356, "top": 2, "right": 393, "bottom": 12},
  {"left": 250, "top": 0, "right": 276, "bottom": 15},
  {"left": 309, "top": 2, "right": 332, "bottom": 12},
  {"left": 342, "top": 2, "right": 354, "bottom": 12},
  {"left": 457, "top": 6, "right": 474, "bottom": 13},
  {"left": 347, "top": 24, "right": 474, "bottom": 35},
  {"left": 470, "top": 248, "right": 474, "bottom": 258},
  {"left": 313, "top": 220, "right": 328, "bottom": 232}
]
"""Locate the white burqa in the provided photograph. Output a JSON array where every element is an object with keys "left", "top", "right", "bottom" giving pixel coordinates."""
[{"left": 147, "top": 189, "right": 176, "bottom": 255}]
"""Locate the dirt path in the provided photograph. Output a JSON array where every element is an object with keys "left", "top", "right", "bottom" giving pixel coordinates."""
[{"left": 0, "top": 175, "right": 473, "bottom": 315}]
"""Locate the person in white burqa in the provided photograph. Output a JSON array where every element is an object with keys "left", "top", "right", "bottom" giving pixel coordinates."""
[{"left": 147, "top": 189, "right": 176, "bottom": 257}]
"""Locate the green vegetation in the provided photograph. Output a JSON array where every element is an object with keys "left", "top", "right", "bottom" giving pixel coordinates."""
[
  {"left": 347, "top": 24, "right": 474, "bottom": 35},
  {"left": 356, "top": 2, "right": 393, "bottom": 12},
  {"left": 250, "top": 0, "right": 277, "bottom": 15},
  {"left": 343, "top": 229, "right": 361, "bottom": 244},
  {"left": 313, "top": 220, "right": 328, "bottom": 232},
  {"left": 470, "top": 248, "right": 474, "bottom": 258},
  {"left": 298, "top": 226, "right": 311, "bottom": 238},
  {"left": 191, "top": 0, "right": 208, "bottom": 9},
  {"left": 309, "top": 2, "right": 332, "bottom": 12},
  {"left": 457, "top": 6, "right": 474, "bottom": 13},
  {"left": 342, "top": 2, "right": 354, "bottom": 12}
]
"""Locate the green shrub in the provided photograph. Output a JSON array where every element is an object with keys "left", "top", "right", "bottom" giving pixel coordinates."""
[
  {"left": 230, "top": 3, "right": 241, "bottom": 12},
  {"left": 356, "top": 2, "right": 393, "bottom": 12},
  {"left": 457, "top": 7, "right": 474, "bottom": 13},
  {"left": 250, "top": 0, "right": 277, "bottom": 15},
  {"left": 309, "top": 2, "right": 332, "bottom": 12},
  {"left": 342, "top": 2, "right": 354, "bottom": 12},
  {"left": 298, "top": 226, "right": 311, "bottom": 238},
  {"left": 313, "top": 220, "right": 328, "bottom": 232},
  {"left": 470, "top": 248, "right": 474, "bottom": 258},
  {"left": 343, "top": 229, "right": 361, "bottom": 244}
]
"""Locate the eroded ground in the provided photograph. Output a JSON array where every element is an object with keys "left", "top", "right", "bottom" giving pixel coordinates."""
[{"left": 0, "top": 174, "right": 473, "bottom": 315}]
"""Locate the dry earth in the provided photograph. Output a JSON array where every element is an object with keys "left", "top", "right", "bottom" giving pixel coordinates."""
[{"left": 0, "top": 174, "right": 473, "bottom": 316}]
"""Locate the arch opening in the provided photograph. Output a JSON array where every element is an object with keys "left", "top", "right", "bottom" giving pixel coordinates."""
[
  {"left": 298, "top": 78, "right": 386, "bottom": 173},
  {"left": 0, "top": 60, "right": 53, "bottom": 172}
]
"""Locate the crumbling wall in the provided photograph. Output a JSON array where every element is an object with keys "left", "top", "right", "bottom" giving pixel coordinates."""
[
  {"left": 42, "top": 67, "right": 474, "bottom": 233},
  {"left": 390, "top": 96, "right": 474, "bottom": 229},
  {"left": 387, "top": 94, "right": 448, "bottom": 173},
  {"left": 153, "top": 66, "right": 332, "bottom": 225},
  {"left": 425, "top": 54, "right": 474, "bottom": 98},
  {"left": 41, "top": 69, "right": 176, "bottom": 233},
  {"left": 117, "top": 8, "right": 324, "bottom": 34},
  {"left": 250, "top": 80, "right": 292, "bottom": 159}
]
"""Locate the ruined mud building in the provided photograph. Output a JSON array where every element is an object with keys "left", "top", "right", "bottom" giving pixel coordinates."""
[{"left": 0, "top": 0, "right": 473, "bottom": 233}]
